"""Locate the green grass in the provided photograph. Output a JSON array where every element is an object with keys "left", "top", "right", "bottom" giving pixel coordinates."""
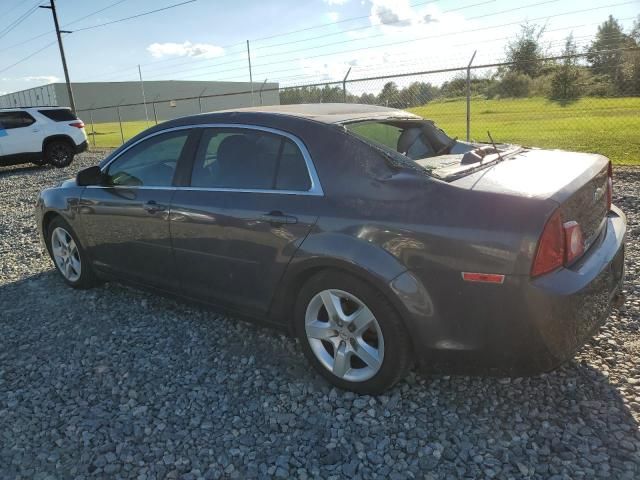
[
  {"left": 410, "top": 97, "right": 640, "bottom": 165},
  {"left": 87, "top": 97, "right": 640, "bottom": 164}
]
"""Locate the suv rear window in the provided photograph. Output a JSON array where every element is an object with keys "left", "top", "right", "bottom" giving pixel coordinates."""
[
  {"left": 38, "top": 109, "right": 78, "bottom": 121},
  {"left": 0, "top": 111, "right": 36, "bottom": 129}
]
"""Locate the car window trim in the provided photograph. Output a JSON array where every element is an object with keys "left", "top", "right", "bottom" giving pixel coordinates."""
[
  {"left": 98, "top": 123, "right": 324, "bottom": 197},
  {"left": 101, "top": 128, "right": 195, "bottom": 189}
]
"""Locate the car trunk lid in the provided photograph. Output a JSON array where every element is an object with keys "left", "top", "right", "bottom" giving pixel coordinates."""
[{"left": 450, "top": 148, "right": 611, "bottom": 256}]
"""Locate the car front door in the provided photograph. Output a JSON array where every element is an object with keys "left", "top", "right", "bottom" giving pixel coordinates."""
[
  {"left": 0, "top": 111, "right": 41, "bottom": 156},
  {"left": 170, "top": 125, "right": 323, "bottom": 316},
  {"left": 79, "top": 128, "right": 193, "bottom": 291}
]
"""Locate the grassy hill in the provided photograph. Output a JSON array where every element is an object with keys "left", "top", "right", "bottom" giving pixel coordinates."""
[{"left": 88, "top": 97, "right": 639, "bottom": 164}]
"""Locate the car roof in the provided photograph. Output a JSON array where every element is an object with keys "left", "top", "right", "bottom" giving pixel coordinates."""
[{"left": 212, "top": 103, "right": 422, "bottom": 124}]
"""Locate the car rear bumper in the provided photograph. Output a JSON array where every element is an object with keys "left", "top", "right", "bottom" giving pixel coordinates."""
[
  {"left": 392, "top": 205, "right": 626, "bottom": 375},
  {"left": 75, "top": 140, "right": 88, "bottom": 154}
]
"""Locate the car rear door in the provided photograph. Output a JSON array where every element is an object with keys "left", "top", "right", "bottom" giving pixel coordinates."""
[
  {"left": 79, "top": 128, "right": 195, "bottom": 291},
  {"left": 170, "top": 125, "right": 323, "bottom": 316}
]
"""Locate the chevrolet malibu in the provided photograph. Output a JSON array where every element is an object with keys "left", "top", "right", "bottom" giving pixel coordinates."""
[{"left": 36, "top": 104, "right": 626, "bottom": 393}]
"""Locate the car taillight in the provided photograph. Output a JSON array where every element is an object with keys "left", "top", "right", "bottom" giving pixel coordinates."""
[
  {"left": 531, "top": 210, "right": 564, "bottom": 277},
  {"left": 563, "top": 221, "right": 584, "bottom": 264},
  {"left": 606, "top": 162, "right": 612, "bottom": 210},
  {"left": 531, "top": 210, "right": 586, "bottom": 277},
  {"left": 69, "top": 121, "right": 85, "bottom": 129}
]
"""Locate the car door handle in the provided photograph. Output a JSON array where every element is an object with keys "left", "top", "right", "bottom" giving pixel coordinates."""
[
  {"left": 143, "top": 200, "right": 167, "bottom": 213},
  {"left": 259, "top": 211, "right": 298, "bottom": 225}
]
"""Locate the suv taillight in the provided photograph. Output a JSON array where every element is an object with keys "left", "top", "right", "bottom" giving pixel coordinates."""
[
  {"left": 606, "top": 162, "right": 612, "bottom": 211},
  {"left": 69, "top": 121, "right": 85, "bottom": 129},
  {"left": 531, "top": 211, "right": 585, "bottom": 277}
]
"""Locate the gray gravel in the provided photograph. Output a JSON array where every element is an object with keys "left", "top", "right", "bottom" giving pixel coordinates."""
[{"left": 1, "top": 152, "right": 639, "bottom": 479}]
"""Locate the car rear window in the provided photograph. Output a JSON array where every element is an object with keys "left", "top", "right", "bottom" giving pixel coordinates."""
[{"left": 38, "top": 109, "right": 77, "bottom": 121}]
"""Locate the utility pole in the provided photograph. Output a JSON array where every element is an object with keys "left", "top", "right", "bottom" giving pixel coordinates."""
[{"left": 40, "top": 0, "right": 76, "bottom": 113}]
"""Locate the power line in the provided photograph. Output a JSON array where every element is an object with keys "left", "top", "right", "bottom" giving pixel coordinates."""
[
  {"left": 0, "top": 2, "right": 41, "bottom": 41},
  {"left": 0, "top": 0, "right": 135, "bottom": 54},
  {"left": 253, "top": 0, "right": 499, "bottom": 51},
  {"left": 137, "top": 2, "right": 637, "bottom": 83},
  {"left": 71, "top": 0, "right": 198, "bottom": 32},
  {"left": 0, "top": 40, "right": 58, "bottom": 75}
]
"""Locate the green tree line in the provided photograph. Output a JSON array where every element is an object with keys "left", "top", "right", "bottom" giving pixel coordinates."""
[{"left": 280, "top": 15, "right": 640, "bottom": 107}]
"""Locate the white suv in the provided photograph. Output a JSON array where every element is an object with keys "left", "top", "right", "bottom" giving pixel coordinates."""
[{"left": 0, "top": 107, "right": 88, "bottom": 168}]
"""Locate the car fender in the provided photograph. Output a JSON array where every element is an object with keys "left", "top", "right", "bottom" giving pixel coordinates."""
[
  {"left": 42, "top": 134, "right": 76, "bottom": 152},
  {"left": 269, "top": 231, "right": 425, "bottom": 334},
  {"left": 36, "top": 182, "right": 85, "bottom": 246}
]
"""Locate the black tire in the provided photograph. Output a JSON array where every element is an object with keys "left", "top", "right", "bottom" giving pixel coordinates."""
[
  {"left": 45, "top": 216, "right": 99, "bottom": 289},
  {"left": 294, "top": 270, "right": 412, "bottom": 394},
  {"left": 44, "top": 140, "right": 75, "bottom": 168}
]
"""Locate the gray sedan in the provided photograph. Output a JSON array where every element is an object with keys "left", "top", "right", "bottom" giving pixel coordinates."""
[{"left": 35, "top": 104, "right": 626, "bottom": 393}]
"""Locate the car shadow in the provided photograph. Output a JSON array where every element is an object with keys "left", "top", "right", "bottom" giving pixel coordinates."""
[
  {"left": 1, "top": 269, "right": 638, "bottom": 477},
  {"left": 0, "top": 164, "right": 49, "bottom": 177}
]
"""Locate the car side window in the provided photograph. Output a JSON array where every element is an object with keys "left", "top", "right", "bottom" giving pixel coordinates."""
[
  {"left": 190, "top": 128, "right": 312, "bottom": 191},
  {"left": 0, "top": 111, "right": 36, "bottom": 129},
  {"left": 105, "top": 130, "right": 190, "bottom": 187}
]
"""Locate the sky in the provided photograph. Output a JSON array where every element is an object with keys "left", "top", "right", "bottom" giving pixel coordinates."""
[{"left": 0, "top": 0, "right": 638, "bottom": 96}]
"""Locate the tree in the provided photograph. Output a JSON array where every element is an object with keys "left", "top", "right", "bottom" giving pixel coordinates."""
[
  {"left": 377, "top": 82, "right": 400, "bottom": 107},
  {"left": 550, "top": 34, "right": 582, "bottom": 100},
  {"left": 586, "top": 15, "right": 633, "bottom": 92},
  {"left": 505, "top": 23, "right": 545, "bottom": 78}
]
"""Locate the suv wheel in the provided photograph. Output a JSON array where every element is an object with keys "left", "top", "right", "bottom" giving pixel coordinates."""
[
  {"left": 45, "top": 140, "right": 74, "bottom": 167},
  {"left": 295, "top": 271, "right": 412, "bottom": 394}
]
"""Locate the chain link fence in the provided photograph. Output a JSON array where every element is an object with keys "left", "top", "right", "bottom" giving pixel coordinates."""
[{"left": 78, "top": 48, "right": 639, "bottom": 164}]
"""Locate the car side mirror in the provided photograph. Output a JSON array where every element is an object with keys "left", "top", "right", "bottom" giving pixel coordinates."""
[{"left": 76, "top": 165, "right": 104, "bottom": 186}]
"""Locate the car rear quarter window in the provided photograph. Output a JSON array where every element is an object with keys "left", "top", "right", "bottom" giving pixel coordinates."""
[
  {"left": 38, "top": 109, "right": 77, "bottom": 121},
  {"left": 105, "top": 130, "right": 190, "bottom": 187},
  {"left": 0, "top": 111, "right": 36, "bottom": 129},
  {"left": 190, "top": 128, "right": 312, "bottom": 192}
]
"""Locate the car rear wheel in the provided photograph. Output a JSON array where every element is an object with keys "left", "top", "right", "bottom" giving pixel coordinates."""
[
  {"left": 295, "top": 271, "right": 412, "bottom": 394},
  {"left": 45, "top": 140, "right": 74, "bottom": 167},
  {"left": 46, "top": 217, "right": 98, "bottom": 289}
]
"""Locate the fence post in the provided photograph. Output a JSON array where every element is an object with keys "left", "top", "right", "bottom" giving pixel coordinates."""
[
  {"left": 116, "top": 102, "right": 124, "bottom": 145},
  {"left": 89, "top": 106, "right": 96, "bottom": 147},
  {"left": 246, "top": 40, "right": 254, "bottom": 106},
  {"left": 198, "top": 87, "right": 207, "bottom": 113},
  {"left": 152, "top": 95, "right": 160, "bottom": 124},
  {"left": 343, "top": 67, "right": 352, "bottom": 103},
  {"left": 466, "top": 50, "right": 477, "bottom": 142},
  {"left": 259, "top": 79, "right": 268, "bottom": 106}
]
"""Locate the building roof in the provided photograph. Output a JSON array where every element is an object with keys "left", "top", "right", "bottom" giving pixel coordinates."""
[{"left": 215, "top": 103, "right": 422, "bottom": 124}]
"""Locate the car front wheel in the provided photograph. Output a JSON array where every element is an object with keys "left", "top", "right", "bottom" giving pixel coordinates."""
[
  {"left": 46, "top": 217, "right": 98, "bottom": 288},
  {"left": 295, "top": 271, "right": 412, "bottom": 394}
]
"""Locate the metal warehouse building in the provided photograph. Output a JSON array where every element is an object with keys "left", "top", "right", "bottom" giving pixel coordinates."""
[{"left": 0, "top": 80, "right": 280, "bottom": 123}]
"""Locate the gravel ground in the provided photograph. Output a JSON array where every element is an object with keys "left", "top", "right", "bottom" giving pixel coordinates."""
[{"left": 1, "top": 151, "right": 639, "bottom": 479}]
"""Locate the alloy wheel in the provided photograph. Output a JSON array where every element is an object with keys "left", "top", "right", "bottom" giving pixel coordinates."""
[
  {"left": 305, "top": 289, "right": 385, "bottom": 382},
  {"left": 51, "top": 227, "right": 81, "bottom": 282}
]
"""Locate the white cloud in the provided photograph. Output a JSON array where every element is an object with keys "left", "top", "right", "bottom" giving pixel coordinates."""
[
  {"left": 24, "top": 75, "right": 59, "bottom": 84},
  {"left": 327, "top": 11, "right": 340, "bottom": 22},
  {"left": 147, "top": 41, "right": 224, "bottom": 59},
  {"left": 323, "top": 0, "right": 348, "bottom": 5}
]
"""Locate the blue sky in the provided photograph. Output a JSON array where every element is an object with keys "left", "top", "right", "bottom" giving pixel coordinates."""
[{"left": 0, "top": 0, "right": 638, "bottom": 95}]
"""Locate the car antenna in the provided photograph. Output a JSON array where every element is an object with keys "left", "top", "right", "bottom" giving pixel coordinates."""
[{"left": 487, "top": 130, "right": 504, "bottom": 163}]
